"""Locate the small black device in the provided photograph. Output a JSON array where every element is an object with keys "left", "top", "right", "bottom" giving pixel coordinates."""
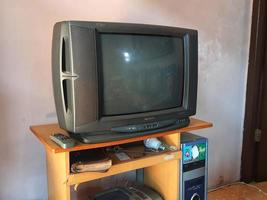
[
  {"left": 52, "top": 21, "right": 198, "bottom": 143},
  {"left": 180, "top": 133, "right": 208, "bottom": 200},
  {"left": 89, "top": 186, "right": 163, "bottom": 200},
  {"left": 49, "top": 133, "right": 75, "bottom": 149}
]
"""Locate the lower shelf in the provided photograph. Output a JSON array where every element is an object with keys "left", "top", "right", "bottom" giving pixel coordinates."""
[{"left": 67, "top": 149, "right": 181, "bottom": 186}]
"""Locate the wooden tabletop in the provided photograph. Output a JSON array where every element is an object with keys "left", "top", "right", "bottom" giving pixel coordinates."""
[{"left": 30, "top": 118, "right": 212, "bottom": 153}]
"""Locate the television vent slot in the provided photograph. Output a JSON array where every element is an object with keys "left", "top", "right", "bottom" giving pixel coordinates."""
[
  {"left": 61, "top": 38, "right": 66, "bottom": 72},
  {"left": 62, "top": 79, "right": 68, "bottom": 112}
]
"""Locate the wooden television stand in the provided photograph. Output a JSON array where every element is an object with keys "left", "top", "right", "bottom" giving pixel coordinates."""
[{"left": 30, "top": 118, "right": 212, "bottom": 200}]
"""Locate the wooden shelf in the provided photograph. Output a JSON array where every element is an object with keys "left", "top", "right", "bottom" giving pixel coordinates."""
[
  {"left": 67, "top": 149, "right": 181, "bottom": 185},
  {"left": 30, "top": 117, "right": 212, "bottom": 200},
  {"left": 30, "top": 118, "right": 212, "bottom": 153}
]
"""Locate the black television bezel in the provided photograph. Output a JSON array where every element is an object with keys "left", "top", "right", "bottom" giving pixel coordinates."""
[
  {"left": 96, "top": 32, "right": 185, "bottom": 118},
  {"left": 91, "top": 23, "right": 197, "bottom": 124}
]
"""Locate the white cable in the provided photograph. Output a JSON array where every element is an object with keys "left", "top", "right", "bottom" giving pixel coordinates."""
[
  {"left": 243, "top": 182, "right": 267, "bottom": 196},
  {"left": 208, "top": 182, "right": 242, "bottom": 192},
  {"left": 208, "top": 181, "right": 267, "bottom": 196}
]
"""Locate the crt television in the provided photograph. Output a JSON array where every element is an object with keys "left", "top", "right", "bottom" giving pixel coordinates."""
[{"left": 52, "top": 21, "right": 198, "bottom": 143}]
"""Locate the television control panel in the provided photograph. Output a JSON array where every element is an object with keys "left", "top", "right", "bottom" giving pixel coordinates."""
[{"left": 111, "top": 118, "right": 189, "bottom": 133}]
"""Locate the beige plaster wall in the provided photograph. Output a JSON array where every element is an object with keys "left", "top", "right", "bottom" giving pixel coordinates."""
[{"left": 0, "top": 0, "right": 252, "bottom": 199}]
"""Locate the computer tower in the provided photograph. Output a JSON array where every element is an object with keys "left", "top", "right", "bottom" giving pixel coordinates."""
[{"left": 180, "top": 133, "right": 208, "bottom": 200}]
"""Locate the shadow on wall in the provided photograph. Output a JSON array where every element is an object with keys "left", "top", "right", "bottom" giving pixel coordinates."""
[
  {"left": 0, "top": 94, "right": 13, "bottom": 171},
  {"left": 0, "top": 94, "right": 26, "bottom": 198},
  {"left": 45, "top": 112, "right": 57, "bottom": 120}
]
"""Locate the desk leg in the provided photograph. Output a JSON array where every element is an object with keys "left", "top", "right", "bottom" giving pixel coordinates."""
[
  {"left": 46, "top": 150, "right": 70, "bottom": 200},
  {"left": 144, "top": 133, "right": 180, "bottom": 200}
]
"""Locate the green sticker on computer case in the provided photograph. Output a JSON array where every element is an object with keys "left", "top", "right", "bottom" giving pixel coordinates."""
[{"left": 198, "top": 143, "right": 206, "bottom": 160}]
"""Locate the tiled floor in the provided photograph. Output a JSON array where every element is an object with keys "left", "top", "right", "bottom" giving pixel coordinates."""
[{"left": 208, "top": 182, "right": 267, "bottom": 200}]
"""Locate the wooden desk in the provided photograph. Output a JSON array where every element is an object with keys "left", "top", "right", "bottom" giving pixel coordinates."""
[{"left": 30, "top": 118, "right": 212, "bottom": 200}]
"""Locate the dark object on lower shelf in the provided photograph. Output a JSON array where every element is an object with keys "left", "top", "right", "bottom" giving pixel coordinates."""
[
  {"left": 89, "top": 186, "right": 163, "bottom": 200},
  {"left": 70, "top": 148, "right": 112, "bottom": 173}
]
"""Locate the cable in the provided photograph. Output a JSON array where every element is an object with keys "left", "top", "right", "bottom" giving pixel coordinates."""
[
  {"left": 243, "top": 182, "right": 267, "bottom": 196},
  {"left": 208, "top": 181, "right": 267, "bottom": 196},
  {"left": 208, "top": 182, "right": 242, "bottom": 192}
]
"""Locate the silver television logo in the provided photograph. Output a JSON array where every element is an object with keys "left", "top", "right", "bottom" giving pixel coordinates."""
[{"left": 144, "top": 117, "right": 155, "bottom": 121}]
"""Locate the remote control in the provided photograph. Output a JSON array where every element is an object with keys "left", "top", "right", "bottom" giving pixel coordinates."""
[{"left": 50, "top": 133, "right": 75, "bottom": 149}]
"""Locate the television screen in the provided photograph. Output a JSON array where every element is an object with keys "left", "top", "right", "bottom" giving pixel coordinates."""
[{"left": 99, "top": 33, "right": 184, "bottom": 116}]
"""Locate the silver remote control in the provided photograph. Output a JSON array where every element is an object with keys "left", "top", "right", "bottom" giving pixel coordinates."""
[{"left": 50, "top": 133, "right": 75, "bottom": 149}]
